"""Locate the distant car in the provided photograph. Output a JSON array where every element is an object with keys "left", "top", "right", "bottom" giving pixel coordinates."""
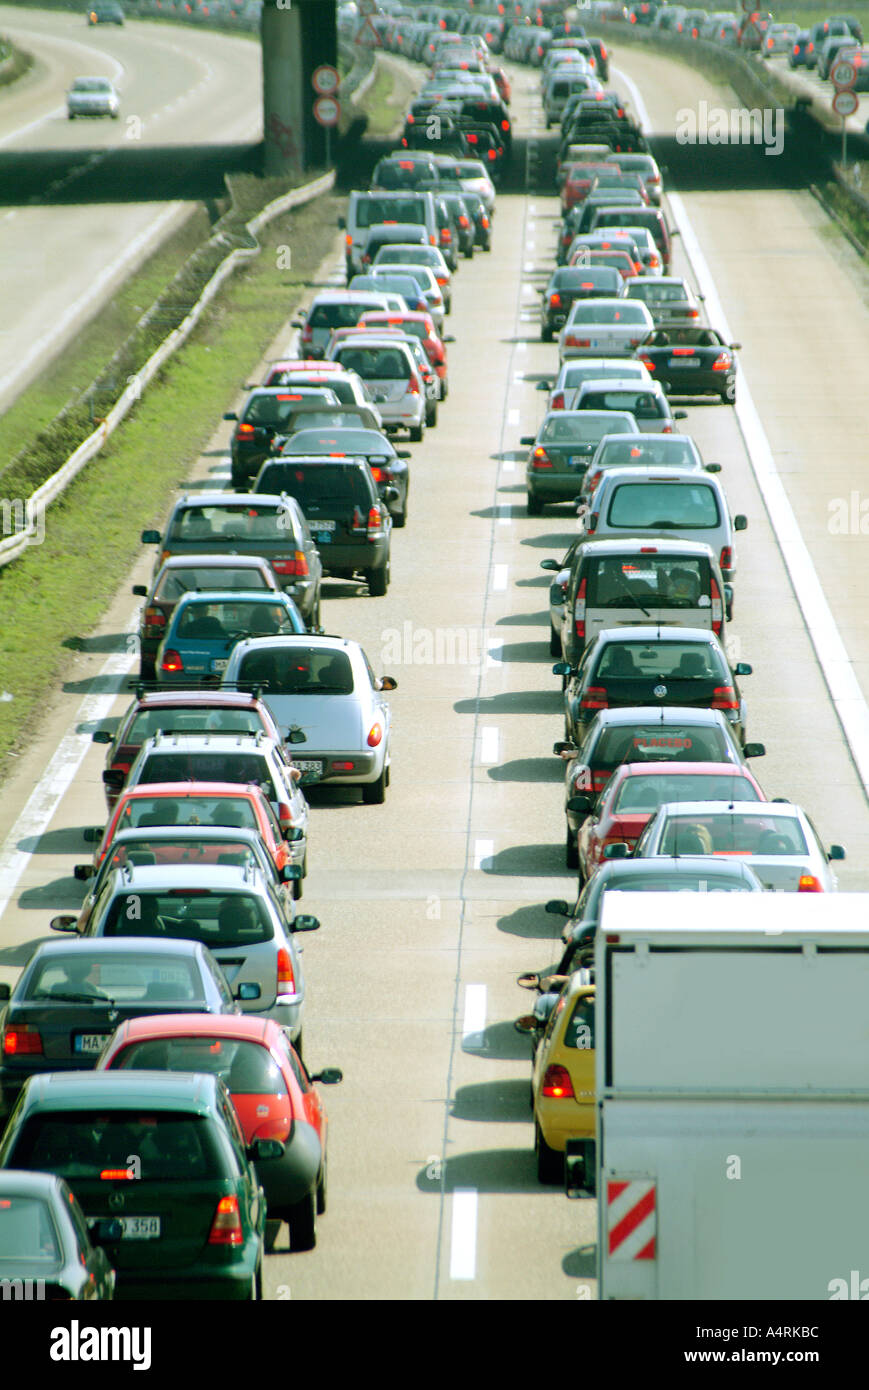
[
  {"left": 788, "top": 31, "right": 815, "bottom": 67},
  {"left": 558, "top": 298, "right": 654, "bottom": 360},
  {"left": 67, "top": 77, "right": 120, "bottom": 119},
  {"left": 540, "top": 265, "right": 625, "bottom": 341},
  {"left": 0, "top": 1072, "right": 270, "bottom": 1300},
  {"left": 572, "top": 378, "right": 686, "bottom": 433},
  {"left": 87, "top": 2, "right": 124, "bottom": 24},
  {"left": 763, "top": 21, "right": 801, "bottom": 54},
  {"left": 637, "top": 324, "right": 739, "bottom": 402},
  {"left": 624, "top": 276, "right": 704, "bottom": 329},
  {"left": 580, "top": 432, "right": 718, "bottom": 509},
  {"left": 98, "top": 1015, "right": 342, "bottom": 1251},
  {"left": 327, "top": 336, "right": 427, "bottom": 441},
  {"left": 633, "top": 800, "right": 846, "bottom": 891},
  {"left": 222, "top": 386, "right": 340, "bottom": 488},
  {"left": 280, "top": 427, "right": 410, "bottom": 528},
  {"left": 522, "top": 409, "right": 639, "bottom": 515},
  {"left": 542, "top": 356, "right": 653, "bottom": 411},
  {"left": 0, "top": 1171, "right": 116, "bottom": 1300},
  {"left": 518, "top": 974, "right": 596, "bottom": 1183},
  {"left": 154, "top": 590, "right": 305, "bottom": 685}
]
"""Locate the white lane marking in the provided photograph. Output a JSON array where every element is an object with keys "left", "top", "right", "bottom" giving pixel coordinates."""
[
  {"left": 529, "top": 202, "right": 537, "bottom": 212},
  {"left": 497, "top": 504, "right": 511, "bottom": 526},
  {"left": 449, "top": 1189, "right": 478, "bottom": 1280},
  {"left": 507, "top": 408, "right": 520, "bottom": 426},
  {"left": 502, "top": 458, "right": 515, "bottom": 473},
  {"left": 492, "top": 564, "right": 508, "bottom": 591},
  {"left": 480, "top": 728, "right": 499, "bottom": 765},
  {"left": 524, "top": 260, "right": 535, "bottom": 271},
  {"left": 462, "top": 983, "right": 487, "bottom": 1046},
  {"left": 516, "top": 339, "right": 527, "bottom": 352},
  {"left": 616, "top": 64, "right": 869, "bottom": 798},
  {"left": 527, "top": 220, "right": 536, "bottom": 231},
  {"left": 473, "top": 838, "right": 494, "bottom": 869},
  {"left": 0, "top": 623, "right": 137, "bottom": 924},
  {"left": 512, "top": 371, "right": 524, "bottom": 382}
]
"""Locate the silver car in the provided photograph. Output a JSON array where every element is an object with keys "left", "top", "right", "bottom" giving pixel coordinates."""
[
  {"left": 558, "top": 298, "right": 655, "bottom": 361},
  {"left": 573, "top": 378, "right": 686, "bottom": 434},
  {"left": 67, "top": 76, "right": 120, "bottom": 119},
  {"left": 580, "top": 431, "right": 721, "bottom": 507},
  {"left": 542, "top": 357, "right": 654, "bottom": 411},
  {"left": 221, "top": 635, "right": 397, "bottom": 804},
  {"left": 328, "top": 336, "right": 426, "bottom": 441},
  {"left": 624, "top": 276, "right": 705, "bottom": 328},
  {"left": 633, "top": 800, "right": 846, "bottom": 891}
]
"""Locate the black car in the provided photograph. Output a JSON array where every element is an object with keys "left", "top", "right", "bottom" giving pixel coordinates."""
[
  {"left": 371, "top": 154, "right": 442, "bottom": 190},
  {"left": 458, "top": 188, "right": 492, "bottom": 251},
  {"left": 554, "top": 627, "right": 753, "bottom": 745},
  {"left": 0, "top": 1171, "right": 117, "bottom": 1300},
  {"left": 87, "top": 1, "right": 124, "bottom": 23},
  {"left": 439, "top": 191, "right": 476, "bottom": 259},
  {"left": 0, "top": 939, "right": 243, "bottom": 1119},
  {"left": 279, "top": 428, "right": 410, "bottom": 527},
  {"left": 252, "top": 456, "right": 393, "bottom": 596},
  {"left": 540, "top": 265, "right": 625, "bottom": 340},
  {"left": 637, "top": 325, "right": 740, "bottom": 403},
  {"left": 223, "top": 387, "right": 340, "bottom": 489},
  {"left": 457, "top": 97, "right": 512, "bottom": 152}
]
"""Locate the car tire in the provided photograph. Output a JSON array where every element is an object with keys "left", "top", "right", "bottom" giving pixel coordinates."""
[
  {"left": 566, "top": 829, "right": 579, "bottom": 871},
  {"left": 230, "top": 467, "right": 248, "bottom": 491},
  {"left": 409, "top": 421, "right": 425, "bottom": 443},
  {"left": 248, "top": 1261, "right": 263, "bottom": 1299},
  {"left": 311, "top": 595, "right": 322, "bottom": 632},
  {"left": 721, "top": 389, "right": 734, "bottom": 404},
  {"left": 549, "top": 625, "right": 561, "bottom": 658},
  {"left": 440, "top": 377, "right": 448, "bottom": 401},
  {"left": 362, "top": 767, "right": 387, "bottom": 804},
  {"left": 426, "top": 400, "right": 438, "bottom": 428},
  {"left": 393, "top": 498, "right": 407, "bottom": 529},
  {"left": 264, "top": 1218, "right": 282, "bottom": 1253},
  {"left": 139, "top": 658, "right": 156, "bottom": 681},
  {"left": 367, "top": 564, "right": 389, "bottom": 597},
  {"left": 287, "top": 1192, "right": 316, "bottom": 1252},
  {"left": 535, "top": 1122, "right": 563, "bottom": 1185},
  {"left": 541, "top": 326, "right": 553, "bottom": 343},
  {"left": 464, "top": 244, "right": 474, "bottom": 259},
  {"left": 316, "top": 1160, "right": 327, "bottom": 1215},
  {"left": 527, "top": 493, "right": 543, "bottom": 517}
]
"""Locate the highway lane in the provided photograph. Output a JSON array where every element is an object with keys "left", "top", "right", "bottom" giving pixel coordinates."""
[
  {"left": 0, "top": 4, "right": 262, "bottom": 412},
  {"left": 0, "top": 43, "right": 868, "bottom": 1301}
]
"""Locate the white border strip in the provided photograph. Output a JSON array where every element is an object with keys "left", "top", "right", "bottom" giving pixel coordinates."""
[{"left": 449, "top": 1189, "right": 478, "bottom": 1280}]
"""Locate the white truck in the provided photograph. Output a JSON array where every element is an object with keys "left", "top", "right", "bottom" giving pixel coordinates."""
[{"left": 574, "top": 892, "right": 869, "bottom": 1300}]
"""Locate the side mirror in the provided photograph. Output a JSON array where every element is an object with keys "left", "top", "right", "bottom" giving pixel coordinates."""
[
  {"left": 131, "top": 585, "right": 148, "bottom": 597},
  {"left": 292, "top": 913, "right": 320, "bottom": 932},
  {"left": 310, "top": 1067, "right": 343, "bottom": 1084},
  {"left": 602, "top": 841, "right": 630, "bottom": 860},
  {"left": 828, "top": 845, "right": 846, "bottom": 861},
  {"left": 540, "top": 558, "right": 560, "bottom": 572},
  {"left": 397, "top": 450, "right": 412, "bottom": 459},
  {"left": 91, "top": 730, "right": 113, "bottom": 745},
  {"left": 552, "top": 661, "right": 572, "bottom": 677},
  {"left": 385, "top": 486, "right": 401, "bottom": 503},
  {"left": 704, "top": 462, "right": 722, "bottom": 473},
  {"left": 50, "top": 915, "right": 79, "bottom": 933},
  {"left": 0, "top": 983, "right": 10, "bottom": 1002},
  {"left": 378, "top": 675, "right": 398, "bottom": 691},
  {"left": 248, "top": 1138, "right": 285, "bottom": 1163},
  {"left": 520, "top": 435, "right": 535, "bottom": 446},
  {"left": 730, "top": 342, "right": 742, "bottom": 351},
  {"left": 74, "top": 864, "right": 96, "bottom": 881},
  {"left": 338, "top": 216, "right": 346, "bottom": 229},
  {"left": 284, "top": 826, "right": 305, "bottom": 843},
  {"left": 553, "top": 741, "right": 578, "bottom": 758},
  {"left": 674, "top": 409, "right": 688, "bottom": 420},
  {"left": 517, "top": 972, "right": 541, "bottom": 990},
  {"left": 565, "top": 1137, "right": 596, "bottom": 1198},
  {"left": 734, "top": 514, "right": 748, "bottom": 531},
  {"left": 222, "top": 412, "right": 238, "bottom": 422},
  {"left": 279, "top": 864, "right": 302, "bottom": 882},
  {"left": 567, "top": 793, "right": 592, "bottom": 813},
  {"left": 723, "top": 583, "right": 734, "bottom": 621},
  {"left": 742, "top": 742, "right": 765, "bottom": 758},
  {"left": 734, "top": 662, "right": 752, "bottom": 676},
  {"left": 141, "top": 530, "right": 161, "bottom": 545},
  {"left": 535, "top": 380, "right": 552, "bottom": 391},
  {"left": 513, "top": 1014, "right": 538, "bottom": 1035},
  {"left": 82, "top": 827, "right": 104, "bottom": 844},
  {"left": 236, "top": 982, "right": 262, "bottom": 1001},
  {"left": 102, "top": 770, "right": 125, "bottom": 789},
  {"left": 545, "top": 899, "right": 570, "bottom": 916},
  {"left": 286, "top": 727, "right": 307, "bottom": 745}
]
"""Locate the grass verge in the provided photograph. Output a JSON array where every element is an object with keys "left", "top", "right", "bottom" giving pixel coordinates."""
[{"left": 0, "top": 37, "right": 33, "bottom": 90}]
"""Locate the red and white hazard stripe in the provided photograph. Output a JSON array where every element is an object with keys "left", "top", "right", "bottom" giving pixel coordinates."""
[{"left": 607, "top": 1180, "right": 656, "bottom": 1260}]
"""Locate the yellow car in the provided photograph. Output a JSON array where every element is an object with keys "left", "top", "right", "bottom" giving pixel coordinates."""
[{"left": 530, "top": 976, "right": 595, "bottom": 1183}]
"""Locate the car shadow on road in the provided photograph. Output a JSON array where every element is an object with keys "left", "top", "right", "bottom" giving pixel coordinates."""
[
  {"left": 497, "top": 903, "right": 567, "bottom": 941},
  {"left": 484, "top": 843, "right": 566, "bottom": 877},
  {"left": 454, "top": 691, "right": 561, "bottom": 716},
  {"left": 451, "top": 1079, "right": 532, "bottom": 1124},
  {"left": 490, "top": 450, "right": 526, "bottom": 462},
  {"left": 563, "top": 1246, "right": 597, "bottom": 1279},
  {"left": 62, "top": 634, "right": 132, "bottom": 655},
  {"left": 17, "top": 878, "right": 87, "bottom": 911},
  {"left": 17, "top": 828, "right": 96, "bottom": 855},
  {"left": 415, "top": 1149, "right": 539, "bottom": 1195},
  {"left": 488, "top": 639, "right": 549, "bottom": 664},
  {"left": 495, "top": 609, "right": 548, "bottom": 625},
  {"left": 462, "top": 1019, "right": 536, "bottom": 1062},
  {"left": 61, "top": 675, "right": 134, "bottom": 697},
  {"left": 0, "top": 938, "right": 51, "bottom": 968},
  {"left": 487, "top": 757, "right": 563, "bottom": 784},
  {"left": 470, "top": 504, "right": 525, "bottom": 521},
  {"left": 514, "top": 574, "right": 551, "bottom": 590},
  {"left": 520, "top": 530, "right": 577, "bottom": 549}
]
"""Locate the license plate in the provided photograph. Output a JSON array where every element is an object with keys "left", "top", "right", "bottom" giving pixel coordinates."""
[
  {"left": 669, "top": 357, "right": 700, "bottom": 368},
  {"left": 75, "top": 1033, "right": 108, "bottom": 1054},
  {"left": 310, "top": 519, "right": 335, "bottom": 531},
  {"left": 211, "top": 658, "right": 229, "bottom": 672},
  {"left": 118, "top": 1217, "right": 161, "bottom": 1240},
  {"left": 314, "top": 532, "right": 332, "bottom": 544},
  {"left": 568, "top": 456, "right": 587, "bottom": 469},
  {"left": 294, "top": 760, "right": 323, "bottom": 776}
]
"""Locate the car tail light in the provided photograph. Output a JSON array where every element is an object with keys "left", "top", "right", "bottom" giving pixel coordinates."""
[
  {"left": 429, "top": 234, "right": 436, "bottom": 245},
  {"left": 592, "top": 770, "right": 609, "bottom": 793},
  {"left": 711, "top": 351, "right": 732, "bottom": 371},
  {"left": 345, "top": 234, "right": 352, "bottom": 248},
  {"left": 711, "top": 685, "right": 738, "bottom": 711},
  {"left": 459, "top": 215, "right": 470, "bottom": 229},
  {"left": 481, "top": 214, "right": 490, "bottom": 229},
  {"left": 531, "top": 447, "right": 553, "bottom": 470},
  {"left": 3, "top": 1025, "right": 42, "bottom": 1056},
  {"left": 367, "top": 505, "right": 384, "bottom": 538},
  {"left": 549, "top": 293, "right": 562, "bottom": 307},
  {"left": 574, "top": 576, "right": 587, "bottom": 641},
  {"left": 272, "top": 553, "right": 307, "bottom": 576},
  {"left": 440, "top": 228, "right": 452, "bottom": 244},
  {"left": 720, "top": 546, "right": 732, "bottom": 572},
  {"left": 551, "top": 391, "right": 566, "bottom": 410},
  {"left": 435, "top": 275, "right": 448, "bottom": 288},
  {"left": 687, "top": 307, "right": 700, "bottom": 318},
  {"left": 710, "top": 575, "right": 723, "bottom": 636},
  {"left": 160, "top": 649, "right": 183, "bottom": 673},
  {"left": 277, "top": 947, "right": 296, "bottom": 991},
  {"left": 501, "top": 119, "right": 510, "bottom": 132},
  {"left": 100, "top": 1169, "right": 134, "bottom": 1180},
  {"left": 638, "top": 355, "right": 655, "bottom": 371},
  {"left": 581, "top": 685, "right": 608, "bottom": 710},
  {"left": 567, "top": 337, "right": 590, "bottom": 348},
  {"left": 408, "top": 374, "right": 420, "bottom": 395},
  {"left": 208, "top": 1195, "right": 244, "bottom": 1246},
  {"left": 367, "top": 722, "right": 383, "bottom": 747},
  {"left": 798, "top": 875, "right": 823, "bottom": 892},
  {"left": 662, "top": 423, "right": 673, "bottom": 433},
  {"left": 236, "top": 422, "right": 255, "bottom": 439},
  {"left": 143, "top": 607, "right": 166, "bottom": 631},
  {"left": 541, "top": 1064, "right": 575, "bottom": 1099}
]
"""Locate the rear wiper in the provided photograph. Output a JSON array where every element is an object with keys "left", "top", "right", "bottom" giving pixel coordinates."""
[{"left": 615, "top": 574, "right": 651, "bottom": 618}]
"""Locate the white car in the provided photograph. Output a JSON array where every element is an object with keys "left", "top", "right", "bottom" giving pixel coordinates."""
[
  {"left": 67, "top": 76, "right": 120, "bottom": 120},
  {"left": 558, "top": 298, "right": 655, "bottom": 361},
  {"left": 452, "top": 158, "right": 496, "bottom": 214}
]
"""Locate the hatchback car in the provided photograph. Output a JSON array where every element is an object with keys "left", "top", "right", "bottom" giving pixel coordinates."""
[
  {"left": 542, "top": 356, "right": 654, "bottom": 411},
  {"left": 154, "top": 591, "right": 305, "bottom": 685},
  {"left": 0, "top": 1170, "right": 116, "bottom": 1300},
  {"left": 98, "top": 1015, "right": 342, "bottom": 1251},
  {"left": 523, "top": 975, "right": 596, "bottom": 1183},
  {"left": 369, "top": 262, "right": 447, "bottom": 329},
  {"left": 0, "top": 1073, "right": 270, "bottom": 1300},
  {"left": 222, "top": 635, "right": 397, "bottom": 804},
  {"left": 573, "top": 378, "right": 686, "bottom": 433},
  {"left": 279, "top": 428, "right": 410, "bottom": 528},
  {"left": 637, "top": 325, "right": 739, "bottom": 402},
  {"left": 580, "top": 432, "right": 720, "bottom": 508},
  {"left": 293, "top": 289, "right": 395, "bottom": 358},
  {"left": 558, "top": 298, "right": 654, "bottom": 360},
  {"left": 223, "top": 387, "right": 340, "bottom": 488},
  {"left": 327, "top": 338, "right": 427, "bottom": 441},
  {"left": 523, "top": 409, "right": 639, "bottom": 515},
  {"left": 540, "top": 265, "right": 625, "bottom": 340},
  {"left": 67, "top": 77, "right": 119, "bottom": 119}
]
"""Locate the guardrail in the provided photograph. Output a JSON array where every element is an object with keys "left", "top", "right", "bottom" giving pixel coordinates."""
[{"left": 0, "top": 168, "right": 334, "bottom": 569}]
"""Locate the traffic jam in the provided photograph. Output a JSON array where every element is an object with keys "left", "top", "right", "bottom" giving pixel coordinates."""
[{"left": 0, "top": 0, "right": 866, "bottom": 1305}]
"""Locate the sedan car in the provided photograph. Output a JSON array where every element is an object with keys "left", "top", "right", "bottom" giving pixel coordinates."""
[
  {"left": 0, "top": 939, "right": 240, "bottom": 1118},
  {"left": 154, "top": 591, "right": 305, "bottom": 685},
  {"left": 637, "top": 325, "right": 739, "bottom": 402},
  {"left": 572, "top": 378, "right": 686, "bottom": 433},
  {"left": 540, "top": 265, "right": 625, "bottom": 340},
  {"left": 554, "top": 627, "right": 754, "bottom": 745},
  {"left": 67, "top": 77, "right": 120, "bottom": 119},
  {"left": 580, "top": 432, "right": 720, "bottom": 507},
  {"left": 0, "top": 1170, "right": 116, "bottom": 1300},
  {"left": 0, "top": 1073, "right": 270, "bottom": 1300},
  {"left": 279, "top": 428, "right": 410, "bottom": 528},
  {"left": 523, "top": 409, "right": 639, "bottom": 515},
  {"left": 222, "top": 635, "right": 397, "bottom": 804},
  {"left": 624, "top": 276, "right": 704, "bottom": 328},
  {"left": 558, "top": 298, "right": 654, "bottom": 361},
  {"left": 632, "top": 800, "right": 846, "bottom": 891},
  {"left": 98, "top": 1015, "right": 342, "bottom": 1251},
  {"left": 542, "top": 356, "right": 654, "bottom": 411}
]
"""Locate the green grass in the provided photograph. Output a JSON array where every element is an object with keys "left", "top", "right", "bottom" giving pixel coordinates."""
[{"left": 0, "top": 191, "right": 342, "bottom": 766}]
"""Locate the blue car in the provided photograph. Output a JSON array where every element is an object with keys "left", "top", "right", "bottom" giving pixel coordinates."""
[{"left": 155, "top": 590, "right": 306, "bottom": 684}]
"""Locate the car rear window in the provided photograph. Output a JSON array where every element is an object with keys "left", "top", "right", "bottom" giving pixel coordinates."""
[
  {"left": 283, "top": 429, "right": 392, "bottom": 457},
  {"left": 586, "top": 555, "right": 709, "bottom": 606},
  {"left": 154, "top": 567, "right": 272, "bottom": 601},
  {"left": 541, "top": 415, "right": 632, "bottom": 445},
  {"left": 659, "top": 814, "right": 809, "bottom": 856},
  {"left": 590, "top": 722, "right": 731, "bottom": 769},
  {"left": 614, "top": 773, "right": 758, "bottom": 813},
  {"left": 137, "top": 752, "right": 271, "bottom": 788},
  {"left": 242, "top": 392, "right": 334, "bottom": 425},
  {"left": 0, "top": 1196, "right": 60, "bottom": 1262},
  {"left": 101, "top": 890, "right": 273, "bottom": 947},
  {"left": 103, "top": 838, "right": 261, "bottom": 873},
  {"left": 594, "top": 640, "right": 725, "bottom": 681},
  {"left": 595, "top": 438, "right": 698, "bottom": 467},
  {"left": 25, "top": 953, "right": 201, "bottom": 1003},
  {"left": 169, "top": 504, "right": 285, "bottom": 543},
  {"left": 256, "top": 461, "right": 374, "bottom": 508},
  {"left": 125, "top": 709, "right": 265, "bottom": 743},
  {"left": 601, "top": 871, "right": 751, "bottom": 892},
  {"left": 355, "top": 197, "right": 426, "bottom": 228},
  {"left": 606, "top": 482, "right": 720, "bottom": 529},
  {"left": 564, "top": 996, "right": 595, "bottom": 1049},
  {"left": 283, "top": 376, "right": 357, "bottom": 405},
  {"left": 172, "top": 600, "right": 299, "bottom": 641},
  {"left": 334, "top": 346, "right": 411, "bottom": 380},
  {"left": 12, "top": 1113, "right": 226, "bottom": 1181},
  {"left": 118, "top": 795, "right": 259, "bottom": 831},
  {"left": 236, "top": 647, "right": 354, "bottom": 695},
  {"left": 581, "top": 390, "right": 663, "bottom": 417},
  {"left": 568, "top": 303, "right": 648, "bottom": 325},
  {"left": 114, "top": 1038, "right": 289, "bottom": 1098},
  {"left": 629, "top": 283, "right": 689, "bottom": 304},
  {"left": 375, "top": 160, "right": 437, "bottom": 188}
]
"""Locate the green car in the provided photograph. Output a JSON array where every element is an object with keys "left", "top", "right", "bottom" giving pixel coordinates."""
[{"left": 0, "top": 1071, "right": 279, "bottom": 1300}]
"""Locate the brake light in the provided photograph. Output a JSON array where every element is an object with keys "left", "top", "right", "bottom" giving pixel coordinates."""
[
  {"left": 710, "top": 575, "right": 723, "bottom": 635},
  {"left": 3, "top": 1025, "right": 42, "bottom": 1056},
  {"left": 552, "top": 391, "right": 566, "bottom": 410},
  {"left": 367, "top": 505, "right": 384, "bottom": 537},
  {"left": 711, "top": 685, "right": 738, "bottom": 711},
  {"left": 143, "top": 607, "right": 166, "bottom": 630},
  {"left": 720, "top": 546, "right": 732, "bottom": 572},
  {"left": 711, "top": 352, "right": 732, "bottom": 371},
  {"left": 798, "top": 875, "right": 823, "bottom": 892},
  {"left": 100, "top": 1169, "right": 134, "bottom": 1181},
  {"left": 408, "top": 374, "right": 420, "bottom": 395},
  {"left": 638, "top": 355, "right": 655, "bottom": 371},
  {"left": 501, "top": 119, "right": 510, "bottom": 132},
  {"left": 429, "top": 234, "right": 436, "bottom": 244},
  {"left": 440, "top": 228, "right": 452, "bottom": 243},
  {"left": 208, "top": 1195, "right": 243, "bottom": 1246},
  {"left": 160, "top": 649, "right": 183, "bottom": 673},
  {"left": 531, "top": 448, "right": 552, "bottom": 471},
  {"left": 567, "top": 337, "right": 591, "bottom": 348},
  {"left": 572, "top": 576, "right": 588, "bottom": 641},
  {"left": 367, "top": 722, "right": 383, "bottom": 747},
  {"left": 549, "top": 293, "right": 562, "bottom": 307},
  {"left": 345, "top": 234, "right": 352, "bottom": 248},
  {"left": 236, "top": 422, "right": 255, "bottom": 438},
  {"left": 581, "top": 685, "right": 608, "bottom": 710},
  {"left": 277, "top": 947, "right": 295, "bottom": 991},
  {"left": 586, "top": 512, "right": 598, "bottom": 533},
  {"left": 542, "top": 1064, "right": 575, "bottom": 1098},
  {"left": 488, "top": 150, "right": 497, "bottom": 162}
]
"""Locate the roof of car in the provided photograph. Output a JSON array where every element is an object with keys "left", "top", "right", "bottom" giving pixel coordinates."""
[
  {"left": 157, "top": 554, "right": 273, "bottom": 570},
  {"left": 612, "top": 760, "right": 754, "bottom": 778},
  {"left": 651, "top": 799, "right": 798, "bottom": 818},
  {"left": 106, "top": 1013, "right": 278, "bottom": 1045},
  {"left": 16, "top": 1071, "right": 222, "bottom": 1115},
  {"left": 0, "top": 1171, "right": 69, "bottom": 1198},
  {"left": 229, "top": 634, "right": 355, "bottom": 654},
  {"left": 139, "top": 732, "right": 279, "bottom": 752},
  {"left": 167, "top": 590, "right": 294, "bottom": 607},
  {"left": 592, "top": 626, "right": 721, "bottom": 645},
  {"left": 576, "top": 378, "right": 667, "bottom": 394},
  {"left": 100, "top": 862, "right": 266, "bottom": 891},
  {"left": 125, "top": 691, "right": 271, "bottom": 711},
  {"left": 114, "top": 781, "right": 271, "bottom": 800},
  {"left": 28, "top": 936, "right": 211, "bottom": 960},
  {"left": 575, "top": 535, "right": 715, "bottom": 556},
  {"left": 586, "top": 855, "right": 763, "bottom": 880}
]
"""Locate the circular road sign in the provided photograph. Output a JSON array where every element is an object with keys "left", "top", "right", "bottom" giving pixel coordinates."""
[
  {"left": 740, "top": 0, "right": 755, "bottom": 13},
  {"left": 359, "top": 0, "right": 377, "bottom": 13},
  {"left": 312, "top": 64, "right": 340, "bottom": 96},
  {"left": 313, "top": 95, "right": 340, "bottom": 127},
  {"left": 833, "top": 88, "right": 859, "bottom": 117},
  {"left": 831, "top": 58, "right": 857, "bottom": 89}
]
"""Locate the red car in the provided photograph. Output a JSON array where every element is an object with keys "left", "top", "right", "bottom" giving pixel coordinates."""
[
  {"left": 358, "top": 309, "right": 452, "bottom": 397},
  {"left": 572, "top": 760, "right": 766, "bottom": 883},
  {"left": 260, "top": 359, "right": 346, "bottom": 385},
  {"left": 97, "top": 1014, "right": 342, "bottom": 1251}
]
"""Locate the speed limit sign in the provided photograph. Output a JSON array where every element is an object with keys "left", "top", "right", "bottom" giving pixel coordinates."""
[
  {"left": 313, "top": 95, "right": 340, "bottom": 127},
  {"left": 312, "top": 65, "right": 340, "bottom": 96},
  {"left": 832, "top": 88, "right": 859, "bottom": 117},
  {"left": 831, "top": 58, "right": 857, "bottom": 89}
]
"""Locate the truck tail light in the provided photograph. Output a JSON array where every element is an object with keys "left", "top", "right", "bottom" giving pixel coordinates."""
[
  {"left": 581, "top": 685, "right": 608, "bottom": 711},
  {"left": 574, "top": 576, "right": 587, "bottom": 641},
  {"left": 542, "top": 1064, "right": 575, "bottom": 1099},
  {"left": 208, "top": 1195, "right": 243, "bottom": 1246}
]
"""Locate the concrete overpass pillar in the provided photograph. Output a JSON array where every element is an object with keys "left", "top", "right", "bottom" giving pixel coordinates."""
[{"left": 262, "top": 0, "right": 338, "bottom": 177}]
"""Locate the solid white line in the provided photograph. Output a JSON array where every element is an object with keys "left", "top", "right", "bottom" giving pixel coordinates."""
[
  {"left": 492, "top": 563, "right": 508, "bottom": 591},
  {"left": 524, "top": 260, "right": 535, "bottom": 271},
  {"left": 480, "top": 727, "right": 499, "bottom": 764},
  {"left": 502, "top": 458, "right": 515, "bottom": 473},
  {"left": 449, "top": 1189, "right": 478, "bottom": 1280},
  {"left": 462, "top": 983, "right": 487, "bottom": 1043},
  {"left": 616, "top": 63, "right": 869, "bottom": 798},
  {"left": 516, "top": 340, "right": 527, "bottom": 352},
  {"left": 473, "top": 838, "right": 493, "bottom": 870},
  {"left": 497, "top": 504, "right": 511, "bottom": 526}
]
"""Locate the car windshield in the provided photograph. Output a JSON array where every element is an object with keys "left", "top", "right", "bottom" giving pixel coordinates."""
[
  {"left": 590, "top": 722, "right": 730, "bottom": 768},
  {"left": 117, "top": 796, "right": 260, "bottom": 831},
  {"left": 25, "top": 954, "right": 202, "bottom": 1003},
  {"left": 171, "top": 600, "right": 300, "bottom": 641},
  {"left": 595, "top": 438, "right": 699, "bottom": 467},
  {"left": 114, "top": 1038, "right": 289, "bottom": 1097},
  {"left": 614, "top": 773, "right": 758, "bottom": 812},
  {"left": 169, "top": 504, "right": 284, "bottom": 543},
  {"left": 659, "top": 814, "right": 809, "bottom": 856},
  {"left": 155, "top": 567, "right": 271, "bottom": 600},
  {"left": 137, "top": 752, "right": 272, "bottom": 788},
  {"left": 101, "top": 890, "right": 273, "bottom": 947},
  {"left": 236, "top": 647, "right": 354, "bottom": 695},
  {"left": 594, "top": 641, "right": 725, "bottom": 681},
  {"left": 12, "top": 1113, "right": 225, "bottom": 1181},
  {"left": 606, "top": 482, "right": 720, "bottom": 529},
  {"left": 125, "top": 708, "right": 264, "bottom": 743},
  {"left": 0, "top": 1197, "right": 61, "bottom": 1262},
  {"left": 587, "top": 556, "right": 708, "bottom": 607}
]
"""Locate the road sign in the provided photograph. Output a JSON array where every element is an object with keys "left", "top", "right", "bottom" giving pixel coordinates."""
[
  {"left": 740, "top": 0, "right": 755, "bottom": 13},
  {"left": 312, "top": 65, "right": 340, "bottom": 96},
  {"left": 359, "top": 0, "right": 377, "bottom": 12},
  {"left": 313, "top": 95, "right": 340, "bottom": 128},
  {"left": 833, "top": 88, "right": 859, "bottom": 117},
  {"left": 831, "top": 59, "right": 857, "bottom": 89}
]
